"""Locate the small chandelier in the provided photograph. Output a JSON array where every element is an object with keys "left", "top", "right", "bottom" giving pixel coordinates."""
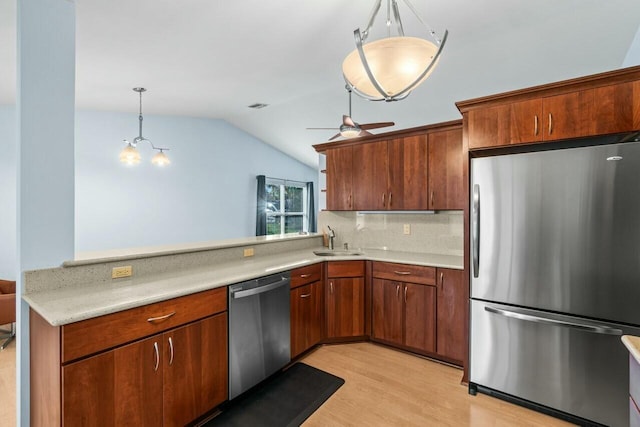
[
  {"left": 120, "top": 87, "right": 171, "bottom": 166},
  {"left": 342, "top": 0, "right": 448, "bottom": 102}
]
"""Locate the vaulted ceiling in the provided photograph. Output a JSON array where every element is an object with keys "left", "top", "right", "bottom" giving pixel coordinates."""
[{"left": 1, "top": 0, "right": 639, "bottom": 167}]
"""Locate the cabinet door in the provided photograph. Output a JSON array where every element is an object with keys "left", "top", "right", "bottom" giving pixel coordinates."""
[
  {"left": 388, "top": 135, "right": 428, "bottom": 210},
  {"left": 404, "top": 283, "right": 436, "bottom": 353},
  {"left": 62, "top": 336, "right": 163, "bottom": 427},
  {"left": 372, "top": 279, "right": 403, "bottom": 345},
  {"left": 466, "top": 104, "right": 511, "bottom": 149},
  {"left": 291, "top": 282, "right": 323, "bottom": 358},
  {"left": 163, "top": 313, "right": 228, "bottom": 427},
  {"left": 352, "top": 141, "right": 388, "bottom": 210},
  {"left": 326, "top": 277, "right": 365, "bottom": 338},
  {"left": 509, "top": 98, "right": 543, "bottom": 144},
  {"left": 591, "top": 81, "right": 636, "bottom": 135},
  {"left": 542, "top": 91, "right": 592, "bottom": 141},
  {"left": 428, "top": 129, "right": 463, "bottom": 210},
  {"left": 326, "top": 146, "right": 353, "bottom": 210},
  {"left": 436, "top": 268, "right": 466, "bottom": 363}
]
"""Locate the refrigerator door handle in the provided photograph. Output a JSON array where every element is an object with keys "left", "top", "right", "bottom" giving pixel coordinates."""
[
  {"left": 484, "top": 305, "right": 623, "bottom": 336},
  {"left": 472, "top": 184, "right": 480, "bottom": 278}
]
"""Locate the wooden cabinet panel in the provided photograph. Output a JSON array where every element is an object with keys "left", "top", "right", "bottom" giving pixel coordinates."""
[
  {"left": 634, "top": 81, "right": 640, "bottom": 130},
  {"left": 372, "top": 262, "right": 435, "bottom": 286},
  {"left": 436, "top": 268, "right": 466, "bottom": 363},
  {"left": 509, "top": 98, "right": 543, "bottom": 144},
  {"left": 467, "top": 104, "right": 510, "bottom": 149},
  {"left": 388, "top": 135, "right": 429, "bottom": 210},
  {"left": 326, "top": 146, "right": 353, "bottom": 210},
  {"left": 591, "top": 82, "right": 636, "bottom": 135},
  {"left": 291, "top": 281, "right": 324, "bottom": 358},
  {"left": 327, "top": 260, "right": 365, "bottom": 278},
  {"left": 428, "top": 128, "right": 464, "bottom": 210},
  {"left": 352, "top": 141, "right": 388, "bottom": 210},
  {"left": 163, "top": 313, "right": 227, "bottom": 427},
  {"left": 62, "top": 287, "right": 227, "bottom": 363},
  {"left": 372, "top": 279, "right": 403, "bottom": 345},
  {"left": 542, "top": 91, "right": 592, "bottom": 141},
  {"left": 290, "top": 263, "right": 322, "bottom": 289},
  {"left": 404, "top": 283, "right": 436, "bottom": 353},
  {"left": 326, "top": 277, "right": 365, "bottom": 338}
]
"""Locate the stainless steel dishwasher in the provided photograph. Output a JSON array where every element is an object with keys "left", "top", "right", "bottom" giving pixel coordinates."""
[{"left": 228, "top": 272, "right": 291, "bottom": 399}]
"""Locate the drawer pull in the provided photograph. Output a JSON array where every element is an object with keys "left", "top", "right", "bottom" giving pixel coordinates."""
[
  {"left": 153, "top": 341, "right": 159, "bottom": 372},
  {"left": 300, "top": 274, "right": 312, "bottom": 278},
  {"left": 300, "top": 293, "right": 312, "bottom": 298},
  {"left": 394, "top": 271, "right": 412, "bottom": 275},
  {"left": 168, "top": 337, "right": 174, "bottom": 366},
  {"left": 147, "top": 312, "right": 176, "bottom": 323},
  {"left": 396, "top": 284, "right": 400, "bottom": 299}
]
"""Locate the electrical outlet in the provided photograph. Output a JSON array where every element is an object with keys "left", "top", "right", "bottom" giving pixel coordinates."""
[
  {"left": 243, "top": 248, "right": 254, "bottom": 257},
  {"left": 112, "top": 265, "right": 132, "bottom": 279},
  {"left": 403, "top": 224, "right": 411, "bottom": 235}
]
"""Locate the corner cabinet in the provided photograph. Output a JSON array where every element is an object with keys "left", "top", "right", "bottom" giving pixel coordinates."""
[
  {"left": 435, "top": 268, "right": 466, "bottom": 364},
  {"left": 314, "top": 121, "right": 463, "bottom": 212},
  {"left": 459, "top": 68, "right": 640, "bottom": 150},
  {"left": 326, "top": 261, "right": 366, "bottom": 338},
  {"left": 290, "top": 264, "right": 324, "bottom": 358},
  {"left": 31, "top": 287, "right": 228, "bottom": 427}
]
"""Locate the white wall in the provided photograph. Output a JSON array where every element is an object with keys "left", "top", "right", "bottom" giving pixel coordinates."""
[
  {"left": 0, "top": 105, "right": 16, "bottom": 279},
  {"left": 75, "top": 110, "right": 318, "bottom": 253}
]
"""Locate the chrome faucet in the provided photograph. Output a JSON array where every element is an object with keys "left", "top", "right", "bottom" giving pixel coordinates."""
[{"left": 327, "top": 226, "right": 336, "bottom": 250}]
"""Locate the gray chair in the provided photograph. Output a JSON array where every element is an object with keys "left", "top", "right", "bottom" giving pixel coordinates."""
[{"left": 0, "top": 280, "right": 16, "bottom": 350}]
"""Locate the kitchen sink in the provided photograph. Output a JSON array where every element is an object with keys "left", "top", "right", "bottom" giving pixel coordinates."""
[{"left": 313, "top": 250, "right": 364, "bottom": 257}]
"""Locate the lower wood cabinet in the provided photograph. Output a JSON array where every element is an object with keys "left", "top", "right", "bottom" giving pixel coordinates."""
[
  {"left": 326, "top": 261, "right": 366, "bottom": 339},
  {"left": 435, "top": 268, "right": 467, "bottom": 364},
  {"left": 372, "top": 262, "right": 437, "bottom": 354},
  {"left": 31, "top": 287, "right": 228, "bottom": 427},
  {"left": 290, "top": 281, "right": 324, "bottom": 358}
]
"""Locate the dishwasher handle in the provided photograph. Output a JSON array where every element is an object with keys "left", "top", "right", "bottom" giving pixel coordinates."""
[{"left": 230, "top": 276, "right": 289, "bottom": 299}]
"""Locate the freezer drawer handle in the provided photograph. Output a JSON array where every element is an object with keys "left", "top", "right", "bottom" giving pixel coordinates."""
[
  {"left": 230, "top": 277, "right": 289, "bottom": 299},
  {"left": 472, "top": 184, "right": 480, "bottom": 278},
  {"left": 484, "top": 306, "right": 623, "bottom": 336}
]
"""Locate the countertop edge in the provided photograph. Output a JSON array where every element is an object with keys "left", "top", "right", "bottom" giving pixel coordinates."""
[{"left": 622, "top": 335, "right": 640, "bottom": 364}]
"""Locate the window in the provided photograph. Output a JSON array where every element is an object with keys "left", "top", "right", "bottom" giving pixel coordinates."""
[{"left": 265, "top": 178, "right": 308, "bottom": 235}]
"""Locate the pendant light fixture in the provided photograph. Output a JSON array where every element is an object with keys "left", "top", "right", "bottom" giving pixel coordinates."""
[
  {"left": 120, "top": 87, "right": 171, "bottom": 166},
  {"left": 342, "top": 0, "right": 448, "bottom": 102}
]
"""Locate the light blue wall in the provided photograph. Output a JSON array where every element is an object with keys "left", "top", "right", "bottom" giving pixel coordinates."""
[
  {"left": 75, "top": 110, "right": 317, "bottom": 253},
  {"left": 0, "top": 105, "right": 16, "bottom": 280},
  {"left": 623, "top": 25, "right": 640, "bottom": 66}
]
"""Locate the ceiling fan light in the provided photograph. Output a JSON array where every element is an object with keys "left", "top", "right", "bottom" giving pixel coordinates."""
[
  {"left": 343, "top": 36, "right": 439, "bottom": 100},
  {"left": 151, "top": 150, "right": 171, "bottom": 166},
  {"left": 339, "top": 125, "right": 362, "bottom": 138},
  {"left": 119, "top": 144, "right": 141, "bottom": 165}
]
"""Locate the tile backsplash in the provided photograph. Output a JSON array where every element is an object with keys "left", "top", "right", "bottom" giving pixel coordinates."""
[{"left": 317, "top": 210, "right": 463, "bottom": 256}]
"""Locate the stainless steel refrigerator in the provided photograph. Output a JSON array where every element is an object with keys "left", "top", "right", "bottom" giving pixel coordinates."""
[{"left": 470, "top": 137, "right": 640, "bottom": 427}]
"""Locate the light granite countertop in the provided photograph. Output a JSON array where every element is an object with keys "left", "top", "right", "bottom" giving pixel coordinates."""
[
  {"left": 24, "top": 248, "right": 463, "bottom": 327},
  {"left": 623, "top": 335, "right": 640, "bottom": 364}
]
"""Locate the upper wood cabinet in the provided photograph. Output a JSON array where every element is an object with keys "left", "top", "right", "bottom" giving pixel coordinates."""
[
  {"left": 315, "top": 121, "right": 463, "bottom": 212},
  {"left": 325, "top": 146, "right": 353, "bottom": 210},
  {"left": 460, "top": 68, "right": 640, "bottom": 150}
]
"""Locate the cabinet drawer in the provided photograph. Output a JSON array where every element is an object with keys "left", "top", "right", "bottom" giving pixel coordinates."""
[
  {"left": 372, "top": 262, "right": 436, "bottom": 285},
  {"left": 327, "top": 261, "right": 365, "bottom": 278},
  {"left": 62, "top": 287, "right": 227, "bottom": 363},
  {"left": 290, "top": 263, "right": 322, "bottom": 289}
]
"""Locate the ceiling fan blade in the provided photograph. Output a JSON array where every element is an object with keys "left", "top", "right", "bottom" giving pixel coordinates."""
[
  {"left": 359, "top": 121, "right": 395, "bottom": 130},
  {"left": 328, "top": 133, "right": 342, "bottom": 141},
  {"left": 359, "top": 129, "right": 373, "bottom": 137},
  {"left": 343, "top": 115, "right": 356, "bottom": 127},
  {"left": 307, "top": 127, "right": 339, "bottom": 130}
]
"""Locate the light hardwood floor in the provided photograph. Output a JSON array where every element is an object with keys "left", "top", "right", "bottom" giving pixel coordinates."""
[
  {"left": 0, "top": 324, "right": 16, "bottom": 427},
  {"left": 301, "top": 342, "right": 575, "bottom": 427}
]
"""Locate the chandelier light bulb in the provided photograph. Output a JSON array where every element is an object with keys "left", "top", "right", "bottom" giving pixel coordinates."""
[
  {"left": 119, "top": 143, "right": 141, "bottom": 165},
  {"left": 151, "top": 150, "right": 171, "bottom": 166}
]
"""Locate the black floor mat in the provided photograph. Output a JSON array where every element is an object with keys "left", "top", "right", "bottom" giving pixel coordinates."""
[{"left": 204, "top": 363, "right": 344, "bottom": 427}]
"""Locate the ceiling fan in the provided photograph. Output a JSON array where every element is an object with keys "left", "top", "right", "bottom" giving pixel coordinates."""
[{"left": 307, "top": 87, "right": 395, "bottom": 141}]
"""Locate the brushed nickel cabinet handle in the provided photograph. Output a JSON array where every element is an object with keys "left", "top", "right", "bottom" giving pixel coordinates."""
[
  {"left": 147, "top": 312, "right": 176, "bottom": 323},
  {"left": 534, "top": 115, "right": 539, "bottom": 136},
  {"left": 300, "top": 274, "right": 311, "bottom": 278},
  {"left": 404, "top": 286, "right": 408, "bottom": 303},
  {"left": 430, "top": 191, "right": 434, "bottom": 208},
  {"left": 548, "top": 113, "right": 553, "bottom": 135},
  {"left": 153, "top": 342, "right": 159, "bottom": 372},
  {"left": 396, "top": 284, "right": 400, "bottom": 299},
  {"left": 382, "top": 193, "right": 386, "bottom": 207},
  {"left": 168, "top": 337, "right": 174, "bottom": 366},
  {"left": 348, "top": 194, "right": 352, "bottom": 208},
  {"left": 330, "top": 281, "right": 334, "bottom": 294},
  {"left": 440, "top": 272, "right": 444, "bottom": 288},
  {"left": 394, "top": 271, "right": 412, "bottom": 275},
  {"left": 300, "top": 293, "right": 312, "bottom": 298},
  {"left": 389, "top": 192, "right": 392, "bottom": 207}
]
